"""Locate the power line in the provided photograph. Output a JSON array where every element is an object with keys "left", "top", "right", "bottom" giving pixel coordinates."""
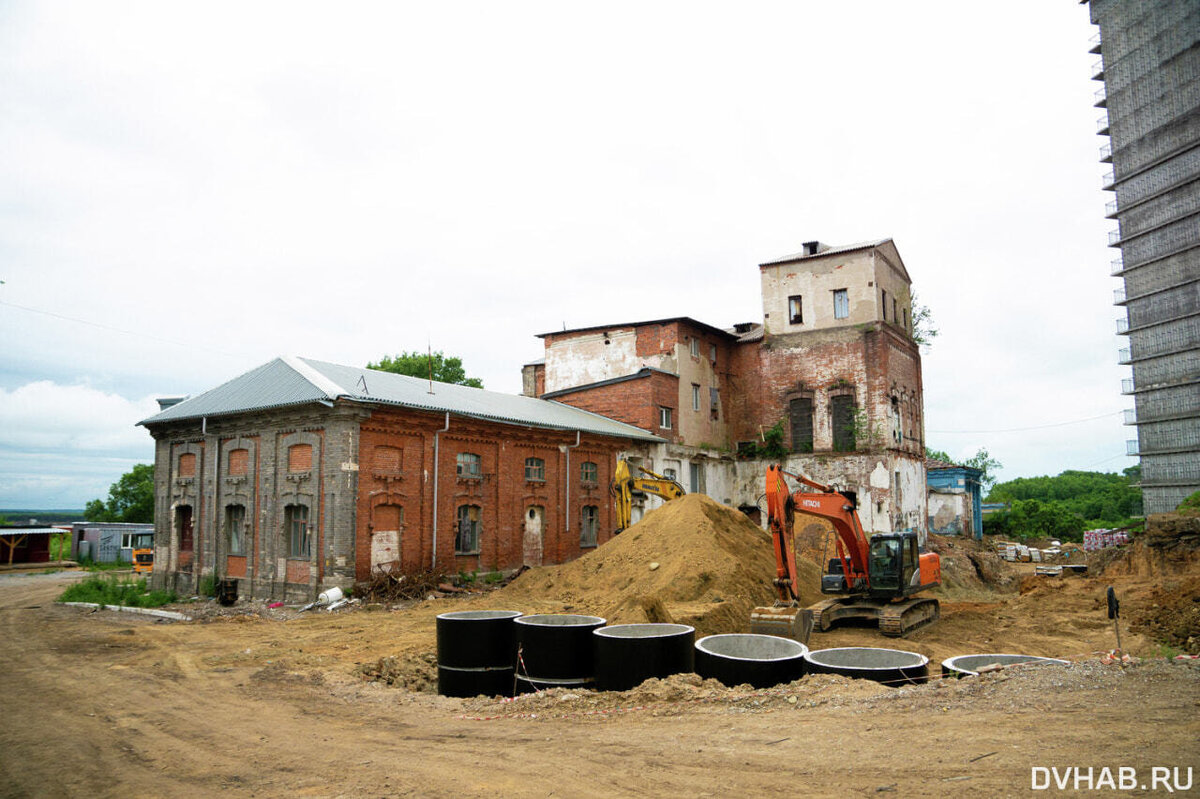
[
  {"left": 0, "top": 299, "right": 241, "bottom": 358},
  {"left": 928, "top": 411, "right": 1123, "bottom": 435}
]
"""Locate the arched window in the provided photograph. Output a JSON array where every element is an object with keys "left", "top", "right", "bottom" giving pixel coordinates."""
[
  {"left": 225, "top": 504, "right": 246, "bottom": 555},
  {"left": 456, "top": 452, "right": 482, "bottom": 478},
  {"left": 524, "top": 457, "right": 545, "bottom": 482}
]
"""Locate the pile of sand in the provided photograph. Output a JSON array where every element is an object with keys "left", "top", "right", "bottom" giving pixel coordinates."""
[{"left": 494, "top": 493, "right": 823, "bottom": 636}]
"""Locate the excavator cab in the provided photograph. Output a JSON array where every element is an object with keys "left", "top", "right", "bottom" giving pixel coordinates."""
[{"left": 866, "top": 532, "right": 935, "bottom": 597}]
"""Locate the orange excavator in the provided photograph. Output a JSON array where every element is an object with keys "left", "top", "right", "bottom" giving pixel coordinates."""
[{"left": 750, "top": 464, "right": 941, "bottom": 640}]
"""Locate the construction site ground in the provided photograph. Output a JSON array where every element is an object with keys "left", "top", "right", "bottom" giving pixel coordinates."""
[{"left": 2, "top": 496, "right": 1198, "bottom": 798}]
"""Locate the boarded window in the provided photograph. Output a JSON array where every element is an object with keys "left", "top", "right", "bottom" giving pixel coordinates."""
[
  {"left": 286, "top": 504, "right": 310, "bottom": 558},
  {"left": 832, "top": 395, "right": 857, "bottom": 452},
  {"left": 580, "top": 461, "right": 598, "bottom": 484},
  {"left": 457, "top": 452, "right": 481, "bottom": 477},
  {"left": 788, "top": 295, "right": 803, "bottom": 324},
  {"left": 580, "top": 505, "right": 599, "bottom": 548},
  {"left": 226, "top": 504, "right": 246, "bottom": 555},
  {"left": 375, "top": 446, "right": 401, "bottom": 471},
  {"left": 455, "top": 505, "right": 481, "bottom": 553},
  {"left": 228, "top": 448, "right": 249, "bottom": 476},
  {"left": 524, "top": 457, "right": 545, "bottom": 482},
  {"left": 790, "top": 397, "right": 814, "bottom": 452},
  {"left": 288, "top": 444, "right": 313, "bottom": 473},
  {"left": 833, "top": 288, "right": 849, "bottom": 319},
  {"left": 178, "top": 453, "right": 196, "bottom": 478}
]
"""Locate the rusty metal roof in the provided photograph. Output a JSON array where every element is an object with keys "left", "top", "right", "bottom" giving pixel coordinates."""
[{"left": 139, "top": 356, "right": 662, "bottom": 443}]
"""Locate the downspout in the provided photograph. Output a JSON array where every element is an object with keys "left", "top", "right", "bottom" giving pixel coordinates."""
[
  {"left": 431, "top": 413, "right": 451, "bottom": 570},
  {"left": 564, "top": 431, "right": 581, "bottom": 531}
]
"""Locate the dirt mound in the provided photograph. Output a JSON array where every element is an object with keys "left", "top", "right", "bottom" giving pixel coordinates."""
[
  {"left": 495, "top": 493, "right": 823, "bottom": 636},
  {"left": 927, "top": 534, "right": 1018, "bottom": 598}
]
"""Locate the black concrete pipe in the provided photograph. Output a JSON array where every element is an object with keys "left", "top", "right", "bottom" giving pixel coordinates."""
[
  {"left": 804, "top": 646, "right": 930, "bottom": 686},
  {"left": 941, "top": 653, "right": 1069, "bottom": 679},
  {"left": 593, "top": 623, "right": 695, "bottom": 691},
  {"left": 513, "top": 614, "right": 606, "bottom": 693},
  {"left": 436, "top": 609, "right": 522, "bottom": 697},
  {"left": 695, "top": 634, "right": 808, "bottom": 689}
]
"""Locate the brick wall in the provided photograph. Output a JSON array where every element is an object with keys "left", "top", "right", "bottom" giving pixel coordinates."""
[{"left": 545, "top": 371, "right": 679, "bottom": 443}]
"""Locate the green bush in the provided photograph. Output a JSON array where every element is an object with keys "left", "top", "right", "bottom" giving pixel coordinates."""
[
  {"left": 58, "top": 575, "right": 177, "bottom": 608},
  {"left": 1177, "top": 491, "right": 1200, "bottom": 514},
  {"left": 198, "top": 575, "right": 217, "bottom": 597}
]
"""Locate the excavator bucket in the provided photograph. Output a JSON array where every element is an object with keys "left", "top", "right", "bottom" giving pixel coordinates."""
[{"left": 749, "top": 605, "right": 814, "bottom": 644}]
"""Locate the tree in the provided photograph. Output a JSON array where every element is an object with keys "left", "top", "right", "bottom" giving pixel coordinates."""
[
  {"left": 925, "top": 448, "right": 953, "bottom": 463},
  {"left": 84, "top": 464, "right": 155, "bottom": 523},
  {"left": 367, "top": 351, "right": 483, "bottom": 388},
  {"left": 962, "top": 447, "right": 1002, "bottom": 493},
  {"left": 911, "top": 292, "right": 938, "bottom": 348}
]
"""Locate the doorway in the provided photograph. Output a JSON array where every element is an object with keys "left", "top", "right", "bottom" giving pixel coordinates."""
[{"left": 523, "top": 506, "right": 544, "bottom": 567}]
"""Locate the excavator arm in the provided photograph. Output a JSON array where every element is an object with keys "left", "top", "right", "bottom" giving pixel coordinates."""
[{"left": 611, "top": 460, "right": 685, "bottom": 532}]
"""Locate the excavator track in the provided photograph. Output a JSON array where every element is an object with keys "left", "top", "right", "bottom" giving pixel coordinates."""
[
  {"left": 808, "top": 597, "right": 848, "bottom": 632},
  {"left": 877, "top": 597, "right": 940, "bottom": 637}
]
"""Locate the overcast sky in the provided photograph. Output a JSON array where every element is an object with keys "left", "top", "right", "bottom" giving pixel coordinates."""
[{"left": 0, "top": 2, "right": 1132, "bottom": 509}]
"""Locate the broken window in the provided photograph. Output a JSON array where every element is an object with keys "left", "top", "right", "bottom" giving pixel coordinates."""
[
  {"left": 881, "top": 290, "right": 888, "bottom": 320},
  {"left": 788, "top": 295, "right": 803, "bottom": 325},
  {"left": 789, "top": 397, "right": 814, "bottom": 452},
  {"left": 710, "top": 387, "right": 720, "bottom": 420},
  {"left": 833, "top": 289, "right": 849, "bottom": 320},
  {"left": 524, "top": 457, "right": 545, "bottom": 482},
  {"left": 891, "top": 397, "right": 903, "bottom": 445},
  {"left": 662, "top": 466, "right": 678, "bottom": 481},
  {"left": 456, "top": 452, "right": 481, "bottom": 478},
  {"left": 580, "top": 505, "right": 599, "bottom": 548},
  {"left": 831, "top": 395, "right": 857, "bottom": 452},
  {"left": 285, "top": 504, "right": 310, "bottom": 559},
  {"left": 226, "top": 504, "right": 246, "bottom": 556},
  {"left": 692, "top": 384, "right": 701, "bottom": 411},
  {"left": 455, "top": 504, "right": 481, "bottom": 554},
  {"left": 580, "top": 461, "right": 598, "bottom": 484},
  {"left": 660, "top": 407, "right": 673, "bottom": 429}
]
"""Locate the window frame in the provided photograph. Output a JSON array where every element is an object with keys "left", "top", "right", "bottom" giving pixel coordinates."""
[
  {"left": 659, "top": 406, "right": 673, "bottom": 429},
  {"left": 456, "top": 451, "right": 482, "bottom": 478},
  {"left": 833, "top": 288, "right": 850, "bottom": 320},
  {"left": 285, "top": 503, "right": 311, "bottom": 559},
  {"left": 881, "top": 289, "right": 888, "bottom": 320},
  {"left": 692, "top": 383, "right": 701, "bottom": 411},
  {"left": 788, "top": 294, "right": 803, "bottom": 325},
  {"left": 455, "top": 504, "right": 482, "bottom": 554},
  {"left": 689, "top": 337, "right": 700, "bottom": 358},
  {"left": 580, "top": 461, "right": 598, "bottom": 485},
  {"left": 226, "top": 503, "right": 247, "bottom": 556},
  {"left": 524, "top": 457, "right": 545, "bottom": 482},
  {"left": 580, "top": 504, "right": 599, "bottom": 548}
]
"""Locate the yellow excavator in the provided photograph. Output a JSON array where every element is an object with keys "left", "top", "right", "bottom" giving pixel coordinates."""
[{"left": 610, "top": 459, "right": 685, "bottom": 532}]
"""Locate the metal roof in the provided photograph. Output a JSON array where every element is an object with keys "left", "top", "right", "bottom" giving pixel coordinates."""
[
  {"left": 537, "top": 316, "right": 739, "bottom": 342},
  {"left": 139, "top": 357, "right": 663, "bottom": 443},
  {"left": 540, "top": 366, "right": 677, "bottom": 400},
  {"left": 760, "top": 238, "right": 892, "bottom": 267}
]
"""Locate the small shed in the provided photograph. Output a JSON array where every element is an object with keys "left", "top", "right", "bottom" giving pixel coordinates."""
[
  {"left": 0, "top": 526, "right": 60, "bottom": 566},
  {"left": 70, "top": 523, "right": 154, "bottom": 563},
  {"left": 926, "top": 458, "right": 983, "bottom": 539}
]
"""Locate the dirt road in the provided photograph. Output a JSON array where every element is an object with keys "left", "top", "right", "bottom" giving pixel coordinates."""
[{"left": 1, "top": 570, "right": 1197, "bottom": 798}]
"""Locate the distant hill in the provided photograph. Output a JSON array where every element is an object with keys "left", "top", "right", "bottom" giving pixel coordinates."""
[{"left": 0, "top": 510, "right": 86, "bottom": 525}]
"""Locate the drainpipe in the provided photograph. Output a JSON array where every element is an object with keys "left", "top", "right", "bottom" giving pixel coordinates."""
[
  {"left": 431, "top": 413, "right": 451, "bottom": 570},
  {"left": 564, "top": 431, "right": 581, "bottom": 531}
]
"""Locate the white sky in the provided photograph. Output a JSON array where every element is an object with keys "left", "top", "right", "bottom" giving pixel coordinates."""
[{"left": 0, "top": 1, "right": 1133, "bottom": 509}]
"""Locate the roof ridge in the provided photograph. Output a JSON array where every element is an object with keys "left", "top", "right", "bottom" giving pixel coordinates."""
[{"left": 287, "top": 356, "right": 346, "bottom": 400}]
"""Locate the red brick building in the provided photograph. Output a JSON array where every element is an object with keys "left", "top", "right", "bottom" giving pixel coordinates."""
[
  {"left": 522, "top": 239, "right": 930, "bottom": 537},
  {"left": 140, "top": 357, "right": 660, "bottom": 600}
]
